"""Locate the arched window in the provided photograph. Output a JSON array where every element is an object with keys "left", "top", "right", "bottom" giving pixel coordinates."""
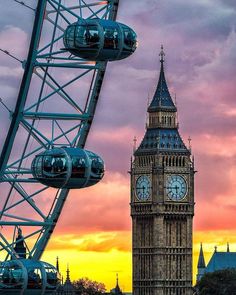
[
  {"left": 175, "top": 156, "right": 178, "bottom": 166},
  {"left": 178, "top": 157, "right": 182, "bottom": 167},
  {"left": 165, "top": 157, "right": 168, "bottom": 166}
]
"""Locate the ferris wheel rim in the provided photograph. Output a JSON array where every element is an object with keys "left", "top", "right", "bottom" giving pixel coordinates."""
[{"left": 0, "top": 0, "right": 120, "bottom": 261}]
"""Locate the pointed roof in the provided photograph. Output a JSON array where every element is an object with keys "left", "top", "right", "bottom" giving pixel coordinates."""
[
  {"left": 111, "top": 274, "right": 123, "bottom": 294},
  {"left": 66, "top": 264, "right": 71, "bottom": 282},
  {"left": 115, "top": 273, "right": 121, "bottom": 291},
  {"left": 63, "top": 264, "right": 75, "bottom": 292},
  {"left": 135, "top": 46, "right": 189, "bottom": 156},
  {"left": 148, "top": 45, "right": 177, "bottom": 112},
  {"left": 135, "top": 128, "right": 189, "bottom": 155},
  {"left": 206, "top": 252, "right": 236, "bottom": 273},
  {"left": 198, "top": 243, "right": 206, "bottom": 269}
]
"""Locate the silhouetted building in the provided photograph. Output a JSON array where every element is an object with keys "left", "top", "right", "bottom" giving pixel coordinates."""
[
  {"left": 110, "top": 274, "right": 123, "bottom": 294},
  {"left": 197, "top": 243, "right": 236, "bottom": 281},
  {"left": 56, "top": 261, "right": 75, "bottom": 295}
]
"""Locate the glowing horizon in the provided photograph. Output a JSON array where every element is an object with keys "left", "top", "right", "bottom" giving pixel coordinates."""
[{"left": 1, "top": 0, "right": 236, "bottom": 292}]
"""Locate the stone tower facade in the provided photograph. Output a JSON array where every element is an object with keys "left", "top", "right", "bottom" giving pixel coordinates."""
[{"left": 130, "top": 47, "right": 194, "bottom": 295}]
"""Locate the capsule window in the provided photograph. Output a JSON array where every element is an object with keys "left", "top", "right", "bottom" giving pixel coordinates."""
[
  {"left": 104, "top": 27, "right": 119, "bottom": 49},
  {"left": 34, "top": 156, "right": 43, "bottom": 177},
  {"left": 45, "top": 266, "right": 58, "bottom": 287},
  {"left": 27, "top": 267, "right": 42, "bottom": 289},
  {"left": 42, "top": 156, "right": 67, "bottom": 177},
  {"left": 91, "top": 158, "right": 104, "bottom": 179},
  {"left": 74, "top": 25, "right": 100, "bottom": 48},
  {"left": 71, "top": 157, "right": 86, "bottom": 178},
  {"left": 123, "top": 27, "right": 137, "bottom": 51},
  {"left": 64, "top": 25, "right": 76, "bottom": 48},
  {"left": 0, "top": 263, "right": 24, "bottom": 287}
]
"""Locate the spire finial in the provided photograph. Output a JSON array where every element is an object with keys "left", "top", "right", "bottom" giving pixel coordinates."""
[
  {"left": 198, "top": 243, "right": 206, "bottom": 269},
  {"left": 133, "top": 136, "right": 137, "bottom": 154},
  {"left": 188, "top": 136, "right": 192, "bottom": 151},
  {"left": 56, "top": 256, "right": 59, "bottom": 272},
  {"left": 66, "top": 263, "right": 70, "bottom": 280},
  {"left": 116, "top": 273, "right": 119, "bottom": 285},
  {"left": 227, "top": 242, "right": 230, "bottom": 252},
  {"left": 159, "top": 45, "right": 165, "bottom": 64}
]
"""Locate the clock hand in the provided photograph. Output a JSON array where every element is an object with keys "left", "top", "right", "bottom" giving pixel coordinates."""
[{"left": 174, "top": 185, "right": 179, "bottom": 193}]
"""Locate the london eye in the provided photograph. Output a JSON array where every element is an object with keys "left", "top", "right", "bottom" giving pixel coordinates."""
[{"left": 0, "top": 1, "right": 137, "bottom": 293}]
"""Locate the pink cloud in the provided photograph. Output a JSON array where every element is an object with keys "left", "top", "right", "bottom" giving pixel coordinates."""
[{"left": 54, "top": 173, "right": 131, "bottom": 234}]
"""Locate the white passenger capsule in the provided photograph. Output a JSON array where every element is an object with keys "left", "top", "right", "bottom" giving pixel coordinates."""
[
  {"left": 31, "top": 147, "right": 104, "bottom": 189},
  {"left": 63, "top": 18, "right": 137, "bottom": 61}
]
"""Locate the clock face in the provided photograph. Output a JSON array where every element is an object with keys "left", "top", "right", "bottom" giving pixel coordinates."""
[
  {"left": 135, "top": 175, "right": 151, "bottom": 201},
  {"left": 166, "top": 175, "right": 187, "bottom": 201}
]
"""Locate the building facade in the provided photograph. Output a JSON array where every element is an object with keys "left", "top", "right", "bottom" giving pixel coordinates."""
[{"left": 130, "top": 47, "right": 194, "bottom": 295}]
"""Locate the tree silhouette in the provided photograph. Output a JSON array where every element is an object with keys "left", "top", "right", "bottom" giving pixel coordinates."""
[
  {"left": 73, "top": 277, "right": 106, "bottom": 295},
  {"left": 195, "top": 269, "right": 236, "bottom": 295}
]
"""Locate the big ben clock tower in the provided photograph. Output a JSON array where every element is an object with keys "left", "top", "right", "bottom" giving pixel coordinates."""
[{"left": 130, "top": 46, "right": 194, "bottom": 295}]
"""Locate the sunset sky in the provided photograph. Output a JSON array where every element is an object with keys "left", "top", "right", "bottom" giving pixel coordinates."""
[{"left": 1, "top": 0, "right": 236, "bottom": 292}]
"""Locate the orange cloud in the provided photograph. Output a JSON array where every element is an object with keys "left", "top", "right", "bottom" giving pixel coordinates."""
[{"left": 47, "top": 231, "right": 131, "bottom": 253}]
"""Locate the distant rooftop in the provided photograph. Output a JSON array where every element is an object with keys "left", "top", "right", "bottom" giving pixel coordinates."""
[{"left": 206, "top": 252, "right": 236, "bottom": 273}]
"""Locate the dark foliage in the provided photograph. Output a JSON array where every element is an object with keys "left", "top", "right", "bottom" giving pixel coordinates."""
[
  {"left": 73, "top": 277, "right": 106, "bottom": 295},
  {"left": 195, "top": 269, "right": 236, "bottom": 295}
]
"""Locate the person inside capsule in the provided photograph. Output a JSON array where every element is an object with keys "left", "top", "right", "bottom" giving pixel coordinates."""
[
  {"left": 42, "top": 156, "right": 67, "bottom": 177},
  {"left": 46, "top": 270, "right": 58, "bottom": 285},
  {"left": 74, "top": 25, "right": 100, "bottom": 49},
  {"left": 52, "top": 157, "right": 65, "bottom": 173},
  {"left": 71, "top": 157, "right": 86, "bottom": 178},
  {"left": 84, "top": 26, "right": 99, "bottom": 48},
  {"left": 27, "top": 268, "right": 42, "bottom": 289},
  {"left": 104, "top": 28, "right": 116, "bottom": 49}
]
